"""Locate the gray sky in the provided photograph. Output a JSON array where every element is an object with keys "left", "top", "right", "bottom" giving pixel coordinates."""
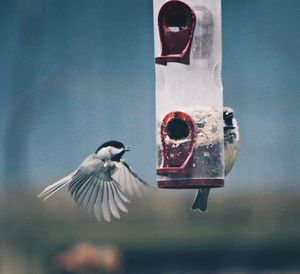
[{"left": 1, "top": 0, "right": 300, "bottom": 192}]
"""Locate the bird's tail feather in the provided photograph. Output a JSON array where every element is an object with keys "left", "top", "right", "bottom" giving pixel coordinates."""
[
  {"left": 37, "top": 172, "right": 75, "bottom": 200},
  {"left": 192, "top": 188, "right": 211, "bottom": 212}
]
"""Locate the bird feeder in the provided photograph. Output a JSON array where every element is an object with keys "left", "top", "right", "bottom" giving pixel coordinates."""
[{"left": 154, "top": 0, "right": 224, "bottom": 189}]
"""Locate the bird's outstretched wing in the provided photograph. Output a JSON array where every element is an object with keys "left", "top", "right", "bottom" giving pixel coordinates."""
[
  {"left": 67, "top": 166, "right": 130, "bottom": 222},
  {"left": 38, "top": 155, "right": 130, "bottom": 222},
  {"left": 112, "top": 160, "right": 149, "bottom": 197}
]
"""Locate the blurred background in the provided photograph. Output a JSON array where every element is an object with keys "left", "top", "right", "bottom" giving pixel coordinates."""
[{"left": 1, "top": 0, "right": 300, "bottom": 273}]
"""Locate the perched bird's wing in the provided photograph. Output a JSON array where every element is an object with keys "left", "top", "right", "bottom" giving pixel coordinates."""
[
  {"left": 224, "top": 135, "right": 240, "bottom": 176},
  {"left": 37, "top": 171, "right": 76, "bottom": 200},
  {"left": 112, "top": 160, "right": 149, "bottom": 197},
  {"left": 192, "top": 188, "right": 210, "bottom": 212}
]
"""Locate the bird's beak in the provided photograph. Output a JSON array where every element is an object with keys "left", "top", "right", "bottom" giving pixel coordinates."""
[{"left": 124, "top": 147, "right": 130, "bottom": 152}]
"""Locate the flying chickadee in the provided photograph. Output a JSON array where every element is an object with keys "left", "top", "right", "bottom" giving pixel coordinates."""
[
  {"left": 38, "top": 141, "right": 147, "bottom": 222},
  {"left": 192, "top": 107, "right": 240, "bottom": 211}
]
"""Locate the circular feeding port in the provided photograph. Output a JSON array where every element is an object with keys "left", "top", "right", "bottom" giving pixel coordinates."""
[{"left": 167, "top": 118, "right": 189, "bottom": 140}]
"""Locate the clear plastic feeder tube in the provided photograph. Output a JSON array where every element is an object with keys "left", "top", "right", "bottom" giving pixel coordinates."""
[{"left": 154, "top": 0, "right": 224, "bottom": 188}]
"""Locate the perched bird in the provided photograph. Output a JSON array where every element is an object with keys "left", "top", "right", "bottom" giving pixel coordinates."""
[
  {"left": 38, "top": 141, "right": 147, "bottom": 222},
  {"left": 192, "top": 107, "right": 240, "bottom": 211}
]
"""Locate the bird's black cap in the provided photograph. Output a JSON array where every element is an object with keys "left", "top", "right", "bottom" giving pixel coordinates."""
[{"left": 95, "top": 140, "right": 125, "bottom": 154}]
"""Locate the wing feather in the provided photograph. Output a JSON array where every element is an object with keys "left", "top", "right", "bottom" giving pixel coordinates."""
[
  {"left": 94, "top": 182, "right": 104, "bottom": 221},
  {"left": 101, "top": 181, "right": 111, "bottom": 222},
  {"left": 86, "top": 178, "right": 100, "bottom": 216},
  {"left": 131, "top": 176, "right": 142, "bottom": 197},
  {"left": 112, "top": 161, "right": 148, "bottom": 197},
  {"left": 108, "top": 181, "right": 121, "bottom": 219},
  {"left": 111, "top": 182, "right": 129, "bottom": 213},
  {"left": 69, "top": 171, "right": 90, "bottom": 196},
  {"left": 77, "top": 177, "right": 95, "bottom": 208}
]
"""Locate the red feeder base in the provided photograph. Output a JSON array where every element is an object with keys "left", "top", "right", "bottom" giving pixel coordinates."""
[{"left": 157, "top": 178, "right": 224, "bottom": 189}]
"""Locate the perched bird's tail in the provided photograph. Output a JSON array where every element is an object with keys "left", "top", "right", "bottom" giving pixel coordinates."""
[
  {"left": 37, "top": 172, "right": 75, "bottom": 200},
  {"left": 192, "top": 188, "right": 210, "bottom": 212}
]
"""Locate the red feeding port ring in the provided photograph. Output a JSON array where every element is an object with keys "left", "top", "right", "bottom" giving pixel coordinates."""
[
  {"left": 157, "top": 111, "right": 197, "bottom": 174},
  {"left": 155, "top": 0, "right": 196, "bottom": 65}
]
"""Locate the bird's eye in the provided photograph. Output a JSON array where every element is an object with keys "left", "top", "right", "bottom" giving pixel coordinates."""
[
  {"left": 224, "top": 112, "right": 233, "bottom": 126},
  {"left": 224, "top": 111, "right": 233, "bottom": 118}
]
